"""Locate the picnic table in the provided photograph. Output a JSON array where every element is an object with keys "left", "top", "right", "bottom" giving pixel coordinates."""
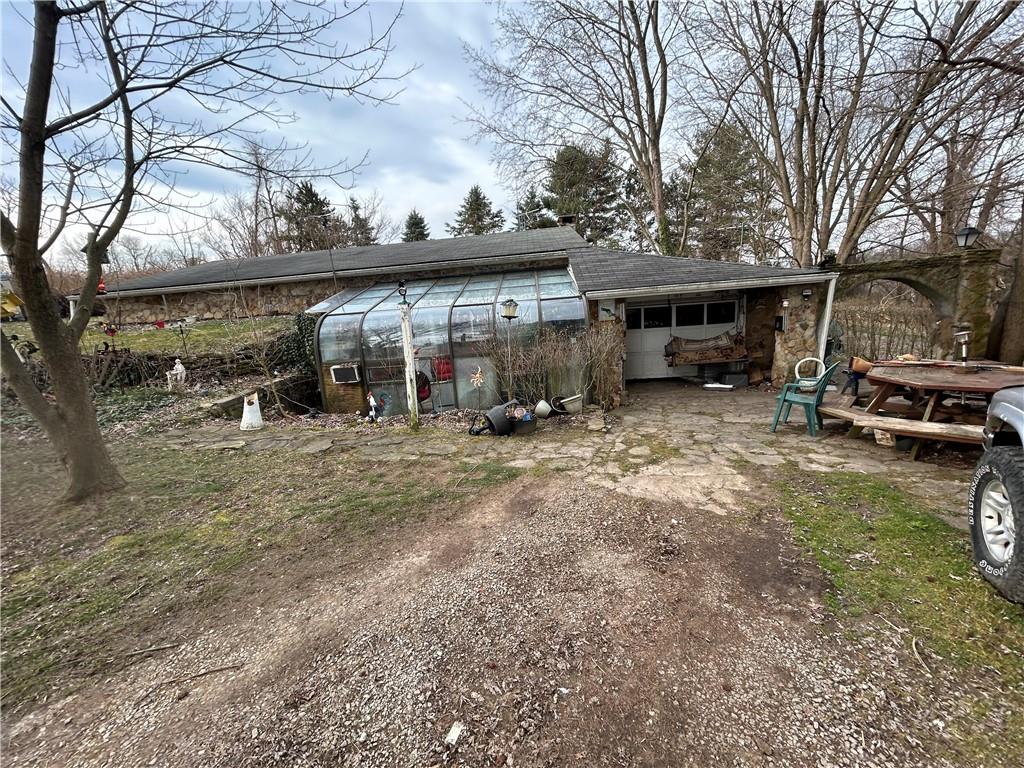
[{"left": 820, "top": 361, "right": 1023, "bottom": 459}]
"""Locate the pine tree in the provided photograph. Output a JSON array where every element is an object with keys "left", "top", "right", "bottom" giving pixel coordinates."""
[
  {"left": 514, "top": 187, "right": 556, "bottom": 230},
  {"left": 401, "top": 209, "right": 430, "bottom": 241},
  {"left": 543, "top": 142, "right": 623, "bottom": 246},
  {"left": 348, "top": 196, "right": 377, "bottom": 246},
  {"left": 278, "top": 181, "right": 344, "bottom": 252},
  {"left": 673, "top": 123, "right": 781, "bottom": 262},
  {"left": 446, "top": 185, "right": 506, "bottom": 236}
]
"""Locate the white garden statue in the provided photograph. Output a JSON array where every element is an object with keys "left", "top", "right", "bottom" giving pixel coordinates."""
[
  {"left": 240, "top": 393, "right": 264, "bottom": 431},
  {"left": 165, "top": 358, "right": 186, "bottom": 390}
]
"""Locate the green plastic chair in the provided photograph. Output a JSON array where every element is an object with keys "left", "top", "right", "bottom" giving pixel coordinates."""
[{"left": 770, "top": 361, "right": 841, "bottom": 437}]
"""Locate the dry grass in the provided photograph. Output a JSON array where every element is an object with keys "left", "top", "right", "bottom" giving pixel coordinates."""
[{"left": 0, "top": 437, "right": 520, "bottom": 713}]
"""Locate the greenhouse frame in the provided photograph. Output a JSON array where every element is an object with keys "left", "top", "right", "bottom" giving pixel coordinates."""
[{"left": 312, "top": 268, "right": 588, "bottom": 416}]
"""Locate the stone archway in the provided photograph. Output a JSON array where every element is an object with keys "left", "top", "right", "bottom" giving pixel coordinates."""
[{"left": 834, "top": 249, "right": 1008, "bottom": 358}]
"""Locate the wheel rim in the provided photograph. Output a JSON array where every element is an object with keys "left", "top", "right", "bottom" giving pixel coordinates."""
[{"left": 980, "top": 479, "right": 1015, "bottom": 566}]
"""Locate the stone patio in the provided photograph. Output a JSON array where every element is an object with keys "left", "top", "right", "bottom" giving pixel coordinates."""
[{"left": 159, "top": 381, "right": 974, "bottom": 526}]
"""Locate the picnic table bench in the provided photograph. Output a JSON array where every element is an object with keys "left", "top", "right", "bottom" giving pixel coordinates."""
[{"left": 820, "top": 361, "right": 1021, "bottom": 457}]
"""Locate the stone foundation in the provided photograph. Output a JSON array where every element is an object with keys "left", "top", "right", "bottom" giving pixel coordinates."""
[{"left": 103, "top": 279, "right": 349, "bottom": 324}]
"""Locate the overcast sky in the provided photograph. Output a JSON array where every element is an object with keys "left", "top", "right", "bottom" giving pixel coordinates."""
[{"left": 0, "top": 1, "right": 511, "bottom": 246}]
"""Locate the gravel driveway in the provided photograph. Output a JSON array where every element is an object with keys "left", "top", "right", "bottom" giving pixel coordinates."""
[{"left": 2, "top": 385, "right": 997, "bottom": 767}]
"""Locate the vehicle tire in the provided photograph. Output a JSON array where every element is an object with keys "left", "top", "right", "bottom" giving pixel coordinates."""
[{"left": 968, "top": 446, "right": 1024, "bottom": 604}]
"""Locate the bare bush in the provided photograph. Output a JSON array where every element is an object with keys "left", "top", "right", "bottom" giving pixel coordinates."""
[
  {"left": 480, "top": 323, "right": 625, "bottom": 410},
  {"left": 833, "top": 299, "right": 936, "bottom": 361}
]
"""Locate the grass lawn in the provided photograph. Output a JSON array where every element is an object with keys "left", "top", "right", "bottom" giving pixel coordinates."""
[
  {"left": 0, "top": 437, "right": 520, "bottom": 713},
  {"left": 3, "top": 317, "right": 292, "bottom": 356},
  {"left": 781, "top": 470, "right": 1024, "bottom": 759}
]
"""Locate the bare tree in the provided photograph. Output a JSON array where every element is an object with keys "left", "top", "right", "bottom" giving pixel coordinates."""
[
  {"left": 466, "top": 0, "right": 683, "bottom": 253},
  {"left": 0, "top": 0, "right": 404, "bottom": 501},
  {"left": 686, "top": 1, "right": 1022, "bottom": 266},
  {"left": 161, "top": 230, "right": 208, "bottom": 270}
]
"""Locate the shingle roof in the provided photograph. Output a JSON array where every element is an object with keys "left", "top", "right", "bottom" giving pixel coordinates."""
[
  {"left": 567, "top": 247, "right": 830, "bottom": 294},
  {"left": 91, "top": 228, "right": 588, "bottom": 296}
]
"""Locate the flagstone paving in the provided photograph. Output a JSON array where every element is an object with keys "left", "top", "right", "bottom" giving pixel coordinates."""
[{"left": 164, "top": 381, "right": 973, "bottom": 524}]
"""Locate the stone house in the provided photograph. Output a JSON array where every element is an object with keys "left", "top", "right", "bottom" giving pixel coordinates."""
[{"left": 73, "top": 228, "right": 838, "bottom": 403}]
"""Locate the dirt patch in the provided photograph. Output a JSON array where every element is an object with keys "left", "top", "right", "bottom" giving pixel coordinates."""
[{"left": 2, "top": 477, "right": 978, "bottom": 768}]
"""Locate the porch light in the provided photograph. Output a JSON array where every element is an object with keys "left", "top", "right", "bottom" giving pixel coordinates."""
[
  {"left": 801, "top": 288, "right": 813, "bottom": 301},
  {"left": 500, "top": 297, "right": 519, "bottom": 320},
  {"left": 955, "top": 226, "right": 981, "bottom": 248},
  {"left": 397, "top": 280, "right": 408, "bottom": 304}
]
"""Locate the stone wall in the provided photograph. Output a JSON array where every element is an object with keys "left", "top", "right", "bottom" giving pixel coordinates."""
[
  {"left": 771, "top": 284, "right": 827, "bottom": 386},
  {"left": 742, "top": 284, "right": 828, "bottom": 386},
  {"left": 104, "top": 279, "right": 352, "bottom": 324},
  {"left": 833, "top": 248, "right": 1008, "bottom": 359}
]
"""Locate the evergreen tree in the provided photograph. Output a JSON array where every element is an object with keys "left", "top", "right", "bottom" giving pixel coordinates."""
[
  {"left": 446, "top": 185, "right": 506, "bottom": 236},
  {"left": 278, "top": 181, "right": 344, "bottom": 252},
  {"left": 672, "top": 123, "right": 781, "bottom": 262},
  {"left": 401, "top": 209, "right": 430, "bottom": 241},
  {"left": 348, "top": 196, "right": 377, "bottom": 246},
  {"left": 514, "top": 186, "right": 556, "bottom": 230},
  {"left": 543, "top": 142, "right": 623, "bottom": 247}
]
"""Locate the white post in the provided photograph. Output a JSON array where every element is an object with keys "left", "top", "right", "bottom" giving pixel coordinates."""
[
  {"left": 399, "top": 299, "right": 419, "bottom": 428},
  {"left": 817, "top": 275, "right": 839, "bottom": 361}
]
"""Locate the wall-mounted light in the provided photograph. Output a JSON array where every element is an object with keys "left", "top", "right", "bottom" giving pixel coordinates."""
[
  {"left": 781, "top": 299, "right": 790, "bottom": 309},
  {"left": 955, "top": 226, "right": 982, "bottom": 248},
  {"left": 801, "top": 288, "right": 813, "bottom": 301}
]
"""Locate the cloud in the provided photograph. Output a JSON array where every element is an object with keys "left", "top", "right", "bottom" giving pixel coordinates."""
[{"left": 2, "top": 1, "right": 512, "bottom": 251}]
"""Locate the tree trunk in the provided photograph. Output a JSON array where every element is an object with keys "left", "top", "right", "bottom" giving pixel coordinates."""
[
  {"left": 2, "top": 333, "right": 125, "bottom": 501},
  {"left": 1, "top": 1, "right": 124, "bottom": 502}
]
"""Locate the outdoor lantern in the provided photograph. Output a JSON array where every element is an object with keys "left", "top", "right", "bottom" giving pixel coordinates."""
[
  {"left": 955, "top": 226, "right": 982, "bottom": 248},
  {"left": 397, "top": 279, "right": 408, "bottom": 300},
  {"left": 500, "top": 297, "right": 519, "bottom": 321},
  {"left": 801, "top": 288, "right": 813, "bottom": 301},
  {"left": 781, "top": 298, "right": 790, "bottom": 309}
]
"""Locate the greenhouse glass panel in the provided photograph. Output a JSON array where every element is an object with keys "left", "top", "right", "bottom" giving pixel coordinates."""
[
  {"left": 318, "top": 313, "right": 361, "bottom": 361},
  {"left": 415, "top": 277, "right": 467, "bottom": 307},
  {"left": 333, "top": 284, "right": 396, "bottom": 314},
  {"left": 456, "top": 275, "right": 501, "bottom": 305},
  {"left": 496, "top": 299, "right": 539, "bottom": 341},
  {"left": 540, "top": 297, "right": 586, "bottom": 333},
  {"left": 452, "top": 304, "right": 499, "bottom": 408},
  {"left": 497, "top": 272, "right": 538, "bottom": 301},
  {"left": 361, "top": 309, "right": 404, "bottom": 383},
  {"left": 307, "top": 287, "right": 361, "bottom": 315},
  {"left": 412, "top": 305, "right": 456, "bottom": 409},
  {"left": 538, "top": 270, "right": 578, "bottom": 298}
]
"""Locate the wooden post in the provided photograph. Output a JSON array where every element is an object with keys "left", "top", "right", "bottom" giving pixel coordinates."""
[{"left": 399, "top": 299, "right": 419, "bottom": 428}]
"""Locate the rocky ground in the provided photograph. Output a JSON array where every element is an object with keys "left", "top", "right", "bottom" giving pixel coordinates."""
[{"left": 2, "top": 383, "right": 1018, "bottom": 767}]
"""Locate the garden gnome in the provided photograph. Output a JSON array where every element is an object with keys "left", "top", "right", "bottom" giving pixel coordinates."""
[
  {"left": 165, "top": 358, "right": 186, "bottom": 390},
  {"left": 240, "top": 393, "right": 264, "bottom": 431}
]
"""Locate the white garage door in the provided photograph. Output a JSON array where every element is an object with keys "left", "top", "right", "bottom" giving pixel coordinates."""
[
  {"left": 624, "top": 306, "right": 673, "bottom": 379},
  {"left": 624, "top": 299, "right": 742, "bottom": 380}
]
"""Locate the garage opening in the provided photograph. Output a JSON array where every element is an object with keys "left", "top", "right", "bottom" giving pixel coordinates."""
[{"left": 624, "top": 297, "right": 744, "bottom": 380}]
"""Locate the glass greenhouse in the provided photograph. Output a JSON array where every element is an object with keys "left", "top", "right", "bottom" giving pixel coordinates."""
[{"left": 313, "top": 268, "right": 587, "bottom": 415}]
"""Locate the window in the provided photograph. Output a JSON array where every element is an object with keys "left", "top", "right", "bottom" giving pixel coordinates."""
[
  {"left": 540, "top": 297, "right": 586, "bottom": 333},
  {"left": 675, "top": 304, "right": 704, "bottom": 327},
  {"left": 625, "top": 308, "right": 642, "bottom": 330},
  {"left": 318, "top": 314, "right": 361, "bottom": 362},
  {"left": 707, "top": 301, "right": 737, "bottom": 325},
  {"left": 643, "top": 306, "right": 671, "bottom": 328}
]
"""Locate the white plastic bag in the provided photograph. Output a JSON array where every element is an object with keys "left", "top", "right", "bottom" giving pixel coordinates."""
[{"left": 240, "top": 393, "right": 264, "bottom": 431}]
